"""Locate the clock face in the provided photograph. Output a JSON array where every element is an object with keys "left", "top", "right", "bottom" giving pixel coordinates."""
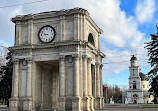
[{"left": 38, "top": 25, "right": 55, "bottom": 43}]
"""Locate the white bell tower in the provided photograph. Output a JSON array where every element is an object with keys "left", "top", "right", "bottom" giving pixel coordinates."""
[{"left": 127, "top": 55, "right": 143, "bottom": 103}]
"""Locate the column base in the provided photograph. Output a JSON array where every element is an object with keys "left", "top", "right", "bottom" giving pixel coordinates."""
[
  {"left": 58, "top": 97, "right": 66, "bottom": 111},
  {"left": 9, "top": 98, "right": 19, "bottom": 111},
  {"left": 95, "top": 97, "right": 101, "bottom": 109},
  {"left": 72, "top": 97, "right": 81, "bottom": 111},
  {"left": 82, "top": 97, "right": 89, "bottom": 111},
  {"left": 65, "top": 97, "right": 72, "bottom": 111},
  {"left": 89, "top": 97, "right": 94, "bottom": 111},
  {"left": 22, "top": 98, "right": 32, "bottom": 111},
  {"left": 100, "top": 97, "right": 104, "bottom": 109}
]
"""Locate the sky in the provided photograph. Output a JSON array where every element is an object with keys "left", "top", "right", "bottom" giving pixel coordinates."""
[{"left": 0, "top": 0, "right": 158, "bottom": 89}]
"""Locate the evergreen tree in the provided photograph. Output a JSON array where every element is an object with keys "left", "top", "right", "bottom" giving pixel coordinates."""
[
  {"left": 0, "top": 51, "right": 13, "bottom": 106},
  {"left": 145, "top": 25, "right": 158, "bottom": 103}
]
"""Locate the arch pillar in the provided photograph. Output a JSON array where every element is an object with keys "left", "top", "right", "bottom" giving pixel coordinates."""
[
  {"left": 58, "top": 56, "right": 66, "bottom": 111},
  {"left": 9, "top": 59, "right": 20, "bottom": 111}
]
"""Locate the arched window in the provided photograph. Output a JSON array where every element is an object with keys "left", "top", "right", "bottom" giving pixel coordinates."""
[{"left": 88, "top": 33, "right": 95, "bottom": 46}]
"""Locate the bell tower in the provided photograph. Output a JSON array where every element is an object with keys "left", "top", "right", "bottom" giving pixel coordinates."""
[
  {"left": 127, "top": 55, "right": 143, "bottom": 103},
  {"left": 9, "top": 8, "right": 105, "bottom": 111}
]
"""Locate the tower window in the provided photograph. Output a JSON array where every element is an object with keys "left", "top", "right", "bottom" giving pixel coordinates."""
[
  {"left": 143, "top": 85, "right": 145, "bottom": 88},
  {"left": 88, "top": 33, "right": 95, "bottom": 46},
  {"left": 133, "top": 81, "right": 136, "bottom": 89},
  {"left": 133, "top": 69, "right": 135, "bottom": 76}
]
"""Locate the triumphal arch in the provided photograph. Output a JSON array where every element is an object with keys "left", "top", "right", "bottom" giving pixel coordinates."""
[{"left": 9, "top": 8, "right": 105, "bottom": 111}]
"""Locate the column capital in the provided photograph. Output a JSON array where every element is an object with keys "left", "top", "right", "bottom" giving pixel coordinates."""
[
  {"left": 60, "top": 15, "right": 65, "bottom": 20},
  {"left": 87, "top": 57, "right": 92, "bottom": 62},
  {"left": 96, "top": 61, "right": 101, "bottom": 66},
  {"left": 59, "top": 55, "right": 65, "bottom": 60},
  {"left": 100, "top": 64, "right": 103, "bottom": 68},
  {"left": 72, "top": 54, "right": 80, "bottom": 59},
  {"left": 82, "top": 55, "right": 87, "bottom": 59},
  {"left": 26, "top": 58, "right": 33, "bottom": 63},
  {"left": 13, "top": 59, "right": 19, "bottom": 63}
]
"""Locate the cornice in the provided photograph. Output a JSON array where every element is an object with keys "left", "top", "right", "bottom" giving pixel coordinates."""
[
  {"left": 9, "top": 40, "right": 105, "bottom": 58},
  {"left": 12, "top": 8, "right": 90, "bottom": 23},
  {"left": 86, "top": 16, "right": 103, "bottom": 34}
]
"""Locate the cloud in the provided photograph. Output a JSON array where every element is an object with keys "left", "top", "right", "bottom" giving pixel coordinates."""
[
  {"left": 0, "top": 6, "right": 22, "bottom": 45},
  {"left": 4, "top": 0, "right": 146, "bottom": 48},
  {"left": 0, "top": 0, "right": 152, "bottom": 79},
  {"left": 135, "top": 0, "right": 156, "bottom": 24}
]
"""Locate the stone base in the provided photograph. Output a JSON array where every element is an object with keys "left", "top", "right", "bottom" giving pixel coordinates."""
[
  {"left": 65, "top": 97, "right": 72, "bottom": 111},
  {"left": 89, "top": 97, "right": 94, "bottom": 111},
  {"left": 22, "top": 98, "right": 32, "bottom": 111},
  {"left": 9, "top": 98, "right": 19, "bottom": 111},
  {"left": 58, "top": 97, "right": 66, "bottom": 111},
  {"left": 100, "top": 97, "right": 104, "bottom": 109},
  {"left": 95, "top": 97, "right": 101, "bottom": 109},
  {"left": 82, "top": 97, "right": 89, "bottom": 111},
  {"left": 10, "top": 97, "right": 33, "bottom": 111},
  {"left": 72, "top": 97, "right": 81, "bottom": 111}
]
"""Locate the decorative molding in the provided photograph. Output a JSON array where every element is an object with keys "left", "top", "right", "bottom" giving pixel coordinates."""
[
  {"left": 67, "top": 56, "right": 73, "bottom": 63},
  {"left": 12, "top": 8, "right": 89, "bottom": 23},
  {"left": 13, "top": 49, "right": 29, "bottom": 56},
  {"left": 21, "top": 59, "right": 27, "bottom": 66}
]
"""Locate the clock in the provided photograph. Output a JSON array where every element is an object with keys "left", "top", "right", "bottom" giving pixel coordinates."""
[{"left": 38, "top": 25, "right": 56, "bottom": 43}]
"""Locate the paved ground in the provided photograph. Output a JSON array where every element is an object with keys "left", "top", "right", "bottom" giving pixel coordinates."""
[
  {"left": 0, "top": 104, "right": 158, "bottom": 111},
  {"left": 98, "top": 104, "right": 158, "bottom": 111}
]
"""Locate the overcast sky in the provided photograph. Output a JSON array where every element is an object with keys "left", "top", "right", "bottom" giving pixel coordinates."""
[{"left": 0, "top": 0, "right": 158, "bottom": 89}]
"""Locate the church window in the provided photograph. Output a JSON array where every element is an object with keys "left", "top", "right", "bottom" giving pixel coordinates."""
[
  {"left": 143, "top": 85, "right": 145, "bottom": 88},
  {"left": 133, "top": 81, "right": 136, "bottom": 89},
  {"left": 88, "top": 33, "right": 95, "bottom": 46},
  {"left": 133, "top": 69, "right": 135, "bottom": 76}
]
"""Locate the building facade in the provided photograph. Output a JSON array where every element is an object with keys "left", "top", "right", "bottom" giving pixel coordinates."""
[
  {"left": 9, "top": 8, "right": 105, "bottom": 111},
  {"left": 123, "top": 55, "right": 154, "bottom": 104}
]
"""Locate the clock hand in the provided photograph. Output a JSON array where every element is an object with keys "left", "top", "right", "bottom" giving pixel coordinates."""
[{"left": 44, "top": 33, "right": 49, "bottom": 35}]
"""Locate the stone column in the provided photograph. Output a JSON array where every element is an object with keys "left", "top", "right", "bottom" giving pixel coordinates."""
[
  {"left": 9, "top": 59, "right": 19, "bottom": 111},
  {"left": 100, "top": 64, "right": 104, "bottom": 108},
  {"left": 74, "top": 14, "right": 79, "bottom": 40},
  {"left": 60, "top": 16, "right": 65, "bottom": 41},
  {"left": 58, "top": 56, "right": 66, "bottom": 111},
  {"left": 87, "top": 58, "right": 92, "bottom": 97},
  {"left": 82, "top": 55, "right": 89, "bottom": 110},
  {"left": 15, "top": 21, "right": 21, "bottom": 45},
  {"left": 73, "top": 54, "right": 80, "bottom": 96},
  {"left": 95, "top": 62, "right": 101, "bottom": 109},
  {"left": 12, "top": 59, "right": 19, "bottom": 98},
  {"left": 72, "top": 54, "right": 81, "bottom": 111},
  {"left": 83, "top": 55, "right": 88, "bottom": 96},
  {"left": 87, "top": 58, "right": 94, "bottom": 110},
  {"left": 96, "top": 63, "right": 100, "bottom": 97},
  {"left": 28, "top": 18, "right": 34, "bottom": 44},
  {"left": 23, "top": 59, "right": 33, "bottom": 111},
  {"left": 26, "top": 59, "right": 32, "bottom": 97}
]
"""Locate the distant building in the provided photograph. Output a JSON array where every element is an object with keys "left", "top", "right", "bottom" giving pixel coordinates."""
[{"left": 122, "top": 55, "right": 154, "bottom": 104}]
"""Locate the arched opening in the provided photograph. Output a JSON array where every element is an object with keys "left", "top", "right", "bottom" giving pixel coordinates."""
[{"left": 88, "top": 33, "right": 95, "bottom": 46}]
